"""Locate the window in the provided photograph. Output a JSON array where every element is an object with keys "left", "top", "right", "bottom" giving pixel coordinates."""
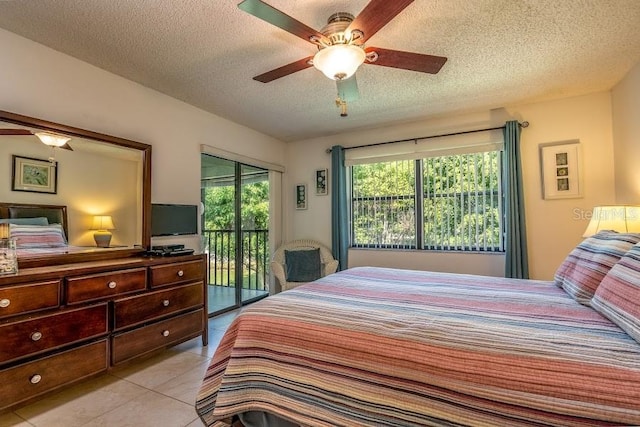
[
  {"left": 351, "top": 150, "right": 504, "bottom": 252},
  {"left": 352, "top": 160, "right": 416, "bottom": 248}
]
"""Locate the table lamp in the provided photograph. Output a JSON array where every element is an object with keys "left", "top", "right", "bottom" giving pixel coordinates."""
[
  {"left": 91, "top": 215, "right": 115, "bottom": 247},
  {"left": 583, "top": 206, "right": 640, "bottom": 237}
]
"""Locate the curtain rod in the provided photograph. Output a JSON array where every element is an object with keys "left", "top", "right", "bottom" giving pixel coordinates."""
[{"left": 325, "top": 121, "right": 529, "bottom": 153}]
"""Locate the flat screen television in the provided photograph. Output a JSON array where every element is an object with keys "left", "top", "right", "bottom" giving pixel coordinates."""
[{"left": 151, "top": 203, "right": 198, "bottom": 237}]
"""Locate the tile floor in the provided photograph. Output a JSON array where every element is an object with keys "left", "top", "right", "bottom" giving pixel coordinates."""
[
  {"left": 207, "top": 285, "right": 267, "bottom": 314},
  {"left": 0, "top": 310, "right": 240, "bottom": 427}
]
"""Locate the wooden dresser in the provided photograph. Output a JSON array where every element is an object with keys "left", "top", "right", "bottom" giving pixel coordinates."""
[{"left": 0, "top": 254, "right": 208, "bottom": 411}]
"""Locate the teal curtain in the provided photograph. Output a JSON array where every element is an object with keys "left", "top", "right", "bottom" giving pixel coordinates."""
[
  {"left": 503, "top": 121, "right": 529, "bottom": 279},
  {"left": 331, "top": 145, "right": 348, "bottom": 271}
]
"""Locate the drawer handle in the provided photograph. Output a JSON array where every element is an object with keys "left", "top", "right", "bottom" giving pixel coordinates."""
[
  {"left": 107, "top": 281, "right": 117, "bottom": 289},
  {"left": 162, "top": 299, "right": 170, "bottom": 307},
  {"left": 177, "top": 270, "right": 184, "bottom": 277},
  {"left": 30, "top": 374, "right": 42, "bottom": 384},
  {"left": 0, "top": 298, "right": 10, "bottom": 308},
  {"left": 162, "top": 330, "right": 170, "bottom": 337},
  {"left": 31, "top": 331, "right": 43, "bottom": 341}
]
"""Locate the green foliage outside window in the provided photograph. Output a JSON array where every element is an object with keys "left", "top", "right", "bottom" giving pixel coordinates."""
[
  {"left": 203, "top": 181, "right": 269, "bottom": 231},
  {"left": 352, "top": 151, "right": 503, "bottom": 252},
  {"left": 352, "top": 161, "right": 416, "bottom": 247},
  {"left": 203, "top": 180, "right": 269, "bottom": 288}
]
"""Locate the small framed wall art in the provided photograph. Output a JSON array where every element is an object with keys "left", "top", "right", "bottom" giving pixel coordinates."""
[
  {"left": 12, "top": 155, "right": 58, "bottom": 194},
  {"left": 315, "top": 168, "right": 328, "bottom": 196},
  {"left": 539, "top": 140, "right": 582, "bottom": 200},
  {"left": 296, "top": 183, "right": 307, "bottom": 210}
]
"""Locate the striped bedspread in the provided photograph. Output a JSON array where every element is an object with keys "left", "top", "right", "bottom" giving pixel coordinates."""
[{"left": 196, "top": 267, "right": 640, "bottom": 426}]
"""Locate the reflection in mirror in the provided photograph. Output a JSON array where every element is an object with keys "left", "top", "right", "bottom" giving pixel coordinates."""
[{"left": 0, "top": 110, "right": 151, "bottom": 266}]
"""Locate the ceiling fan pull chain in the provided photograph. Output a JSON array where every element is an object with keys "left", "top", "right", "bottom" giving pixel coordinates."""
[{"left": 335, "top": 97, "right": 348, "bottom": 117}]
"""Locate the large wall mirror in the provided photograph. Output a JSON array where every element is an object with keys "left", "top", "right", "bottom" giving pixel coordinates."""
[{"left": 0, "top": 110, "right": 151, "bottom": 268}]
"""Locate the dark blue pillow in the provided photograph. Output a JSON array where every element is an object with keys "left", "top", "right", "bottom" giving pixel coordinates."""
[{"left": 285, "top": 248, "right": 322, "bottom": 282}]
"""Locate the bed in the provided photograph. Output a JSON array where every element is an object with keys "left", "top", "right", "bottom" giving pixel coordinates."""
[
  {"left": 196, "top": 233, "right": 640, "bottom": 426},
  {"left": 0, "top": 202, "right": 72, "bottom": 255},
  {"left": 0, "top": 202, "right": 68, "bottom": 233}
]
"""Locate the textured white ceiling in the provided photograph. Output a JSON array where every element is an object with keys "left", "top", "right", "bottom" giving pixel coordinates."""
[{"left": 0, "top": 0, "right": 638, "bottom": 142}]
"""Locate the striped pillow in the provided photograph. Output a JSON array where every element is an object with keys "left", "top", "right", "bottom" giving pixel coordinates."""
[
  {"left": 592, "top": 243, "right": 640, "bottom": 343},
  {"left": 554, "top": 231, "right": 640, "bottom": 306},
  {"left": 10, "top": 223, "right": 67, "bottom": 248}
]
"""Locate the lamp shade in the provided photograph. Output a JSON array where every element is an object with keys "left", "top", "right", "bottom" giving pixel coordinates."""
[
  {"left": 583, "top": 206, "right": 640, "bottom": 237},
  {"left": 34, "top": 132, "right": 71, "bottom": 147},
  {"left": 91, "top": 215, "right": 115, "bottom": 231},
  {"left": 313, "top": 44, "right": 366, "bottom": 80}
]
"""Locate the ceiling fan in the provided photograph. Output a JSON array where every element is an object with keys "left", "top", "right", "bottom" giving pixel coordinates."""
[
  {"left": 0, "top": 128, "right": 73, "bottom": 151},
  {"left": 238, "top": 0, "right": 447, "bottom": 116}
]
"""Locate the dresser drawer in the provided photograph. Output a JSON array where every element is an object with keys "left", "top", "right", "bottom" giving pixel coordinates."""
[
  {"left": 0, "top": 303, "right": 108, "bottom": 364},
  {"left": 0, "top": 280, "right": 60, "bottom": 319},
  {"left": 111, "top": 310, "right": 203, "bottom": 365},
  {"left": 113, "top": 282, "right": 204, "bottom": 330},
  {"left": 149, "top": 260, "right": 204, "bottom": 289},
  {"left": 0, "top": 340, "right": 108, "bottom": 411},
  {"left": 66, "top": 267, "right": 147, "bottom": 304}
]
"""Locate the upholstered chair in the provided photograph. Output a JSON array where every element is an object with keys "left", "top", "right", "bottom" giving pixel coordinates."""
[{"left": 271, "top": 239, "right": 339, "bottom": 292}]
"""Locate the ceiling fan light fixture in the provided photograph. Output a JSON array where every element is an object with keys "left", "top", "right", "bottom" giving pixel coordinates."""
[
  {"left": 313, "top": 44, "right": 366, "bottom": 81},
  {"left": 34, "top": 131, "right": 71, "bottom": 147}
]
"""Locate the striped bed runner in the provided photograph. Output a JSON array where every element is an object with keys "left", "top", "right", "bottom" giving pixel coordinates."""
[{"left": 196, "top": 267, "right": 640, "bottom": 426}]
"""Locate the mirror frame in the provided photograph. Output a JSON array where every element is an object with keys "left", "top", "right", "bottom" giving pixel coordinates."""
[{"left": 0, "top": 110, "right": 152, "bottom": 268}]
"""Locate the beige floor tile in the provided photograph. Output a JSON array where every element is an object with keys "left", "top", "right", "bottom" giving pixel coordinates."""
[
  {"left": 14, "top": 375, "right": 147, "bottom": 427},
  {"left": 111, "top": 350, "right": 210, "bottom": 390},
  {"left": 83, "top": 390, "right": 199, "bottom": 427},
  {"left": 154, "top": 359, "right": 211, "bottom": 404},
  {"left": 0, "top": 412, "right": 32, "bottom": 427},
  {"left": 210, "top": 311, "right": 240, "bottom": 330},
  {"left": 175, "top": 329, "right": 228, "bottom": 358},
  {"left": 185, "top": 417, "right": 206, "bottom": 427},
  {"left": 208, "top": 327, "right": 233, "bottom": 344},
  {"left": 173, "top": 336, "right": 209, "bottom": 353}
]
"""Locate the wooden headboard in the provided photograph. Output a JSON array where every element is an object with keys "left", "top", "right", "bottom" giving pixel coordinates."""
[{"left": 0, "top": 202, "right": 69, "bottom": 237}]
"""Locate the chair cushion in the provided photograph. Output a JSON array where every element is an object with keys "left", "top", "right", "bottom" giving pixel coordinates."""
[
  {"left": 591, "top": 242, "right": 640, "bottom": 344},
  {"left": 285, "top": 248, "right": 322, "bottom": 282},
  {"left": 554, "top": 231, "right": 640, "bottom": 306}
]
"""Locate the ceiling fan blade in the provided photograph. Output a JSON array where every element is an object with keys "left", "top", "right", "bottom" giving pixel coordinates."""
[
  {"left": 337, "top": 76, "right": 359, "bottom": 102},
  {"left": 253, "top": 56, "right": 314, "bottom": 83},
  {"left": 365, "top": 47, "right": 447, "bottom": 74},
  {"left": 0, "top": 129, "right": 33, "bottom": 136},
  {"left": 347, "top": 0, "right": 414, "bottom": 42},
  {"left": 238, "top": 0, "right": 328, "bottom": 45}
]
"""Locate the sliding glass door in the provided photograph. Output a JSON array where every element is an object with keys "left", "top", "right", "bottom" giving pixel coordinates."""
[{"left": 201, "top": 155, "right": 270, "bottom": 316}]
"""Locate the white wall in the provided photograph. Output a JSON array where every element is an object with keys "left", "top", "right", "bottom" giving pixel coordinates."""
[
  {"left": 0, "top": 29, "right": 286, "bottom": 251},
  {"left": 512, "top": 92, "right": 616, "bottom": 280},
  {"left": 287, "top": 92, "right": 617, "bottom": 280},
  {"left": 612, "top": 61, "right": 640, "bottom": 203}
]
